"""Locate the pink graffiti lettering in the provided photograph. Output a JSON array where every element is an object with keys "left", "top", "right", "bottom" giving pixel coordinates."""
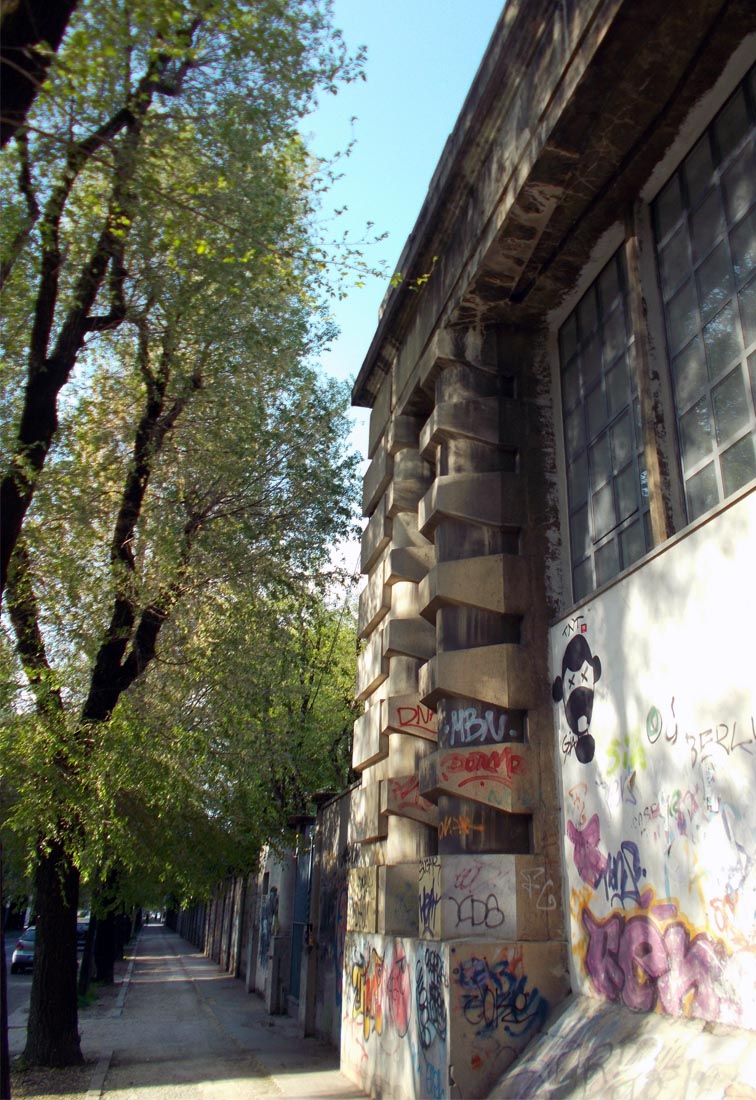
[
  {"left": 582, "top": 904, "right": 726, "bottom": 1020},
  {"left": 397, "top": 704, "right": 436, "bottom": 734}
]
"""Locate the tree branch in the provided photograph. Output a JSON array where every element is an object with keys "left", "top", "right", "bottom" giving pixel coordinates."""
[{"left": 5, "top": 542, "right": 64, "bottom": 720}]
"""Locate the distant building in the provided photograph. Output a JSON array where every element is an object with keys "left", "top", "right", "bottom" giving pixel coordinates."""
[{"left": 343, "top": 1, "right": 756, "bottom": 1097}]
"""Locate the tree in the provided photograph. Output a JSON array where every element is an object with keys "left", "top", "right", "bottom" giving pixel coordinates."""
[{"left": 0, "top": 0, "right": 365, "bottom": 1066}]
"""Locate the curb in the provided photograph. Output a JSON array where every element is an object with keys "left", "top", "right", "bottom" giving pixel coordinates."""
[{"left": 84, "top": 929, "right": 141, "bottom": 1097}]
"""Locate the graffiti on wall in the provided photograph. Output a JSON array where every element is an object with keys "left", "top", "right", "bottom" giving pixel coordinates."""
[
  {"left": 419, "top": 857, "right": 442, "bottom": 940},
  {"left": 416, "top": 946, "right": 448, "bottom": 1051},
  {"left": 552, "top": 628, "right": 603, "bottom": 765},
  {"left": 440, "top": 703, "right": 525, "bottom": 748},
  {"left": 552, "top": 540, "right": 756, "bottom": 1033},
  {"left": 454, "top": 950, "right": 550, "bottom": 1040}
]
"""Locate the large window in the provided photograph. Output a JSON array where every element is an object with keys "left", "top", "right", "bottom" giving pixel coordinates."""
[
  {"left": 558, "top": 251, "right": 652, "bottom": 602},
  {"left": 559, "top": 65, "right": 756, "bottom": 604},
  {"left": 653, "top": 67, "right": 756, "bottom": 521}
]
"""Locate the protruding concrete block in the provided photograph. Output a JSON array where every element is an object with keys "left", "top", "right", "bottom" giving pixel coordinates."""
[
  {"left": 381, "top": 774, "right": 439, "bottom": 827},
  {"left": 419, "top": 553, "right": 530, "bottom": 621},
  {"left": 387, "top": 414, "right": 423, "bottom": 454},
  {"left": 360, "top": 496, "right": 392, "bottom": 575},
  {"left": 352, "top": 704, "right": 389, "bottom": 772},
  {"left": 349, "top": 783, "right": 388, "bottom": 846},
  {"left": 387, "top": 449, "right": 434, "bottom": 516},
  {"left": 378, "top": 864, "right": 419, "bottom": 934},
  {"left": 385, "top": 693, "right": 437, "bottom": 739},
  {"left": 358, "top": 556, "right": 391, "bottom": 638},
  {"left": 387, "top": 545, "right": 435, "bottom": 585},
  {"left": 383, "top": 616, "right": 436, "bottom": 661},
  {"left": 419, "top": 397, "right": 524, "bottom": 456},
  {"left": 355, "top": 628, "right": 389, "bottom": 701},
  {"left": 367, "top": 374, "right": 391, "bottom": 459},
  {"left": 433, "top": 742, "right": 535, "bottom": 811},
  {"left": 347, "top": 866, "right": 378, "bottom": 932},
  {"left": 418, "top": 472, "right": 525, "bottom": 537},
  {"left": 419, "top": 643, "right": 536, "bottom": 710},
  {"left": 362, "top": 444, "right": 393, "bottom": 517},
  {"left": 418, "top": 856, "right": 442, "bottom": 939}
]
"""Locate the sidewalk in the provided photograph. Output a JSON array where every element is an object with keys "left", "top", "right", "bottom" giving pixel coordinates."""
[{"left": 9, "top": 924, "right": 365, "bottom": 1100}]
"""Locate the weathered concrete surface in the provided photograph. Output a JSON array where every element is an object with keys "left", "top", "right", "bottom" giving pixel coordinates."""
[{"left": 490, "top": 993, "right": 756, "bottom": 1099}]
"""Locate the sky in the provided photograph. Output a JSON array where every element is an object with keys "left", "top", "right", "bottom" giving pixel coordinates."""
[{"left": 305, "top": 0, "right": 505, "bottom": 460}]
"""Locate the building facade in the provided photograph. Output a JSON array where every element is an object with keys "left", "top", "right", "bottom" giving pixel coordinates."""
[{"left": 342, "top": 2, "right": 756, "bottom": 1098}]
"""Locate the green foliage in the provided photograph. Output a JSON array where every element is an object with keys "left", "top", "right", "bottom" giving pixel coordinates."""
[{"left": 1, "top": 0, "right": 364, "bottom": 915}]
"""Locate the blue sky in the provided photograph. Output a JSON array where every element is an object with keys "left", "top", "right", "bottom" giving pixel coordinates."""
[{"left": 306, "top": 1, "right": 504, "bottom": 456}]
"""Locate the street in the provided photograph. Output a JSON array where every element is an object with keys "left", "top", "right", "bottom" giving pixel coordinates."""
[{"left": 4, "top": 930, "right": 31, "bottom": 1019}]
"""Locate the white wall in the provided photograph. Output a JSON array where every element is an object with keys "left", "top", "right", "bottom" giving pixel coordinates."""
[{"left": 550, "top": 487, "right": 756, "bottom": 1026}]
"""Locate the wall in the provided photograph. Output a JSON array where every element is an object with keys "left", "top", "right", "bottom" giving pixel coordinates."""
[
  {"left": 341, "top": 930, "right": 568, "bottom": 1100},
  {"left": 551, "top": 488, "right": 756, "bottom": 1026}
]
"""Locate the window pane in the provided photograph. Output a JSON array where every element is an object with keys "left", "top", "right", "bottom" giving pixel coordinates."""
[
  {"left": 740, "top": 276, "right": 756, "bottom": 349},
  {"left": 598, "top": 258, "right": 621, "bottom": 313},
  {"left": 730, "top": 206, "right": 756, "bottom": 288},
  {"left": 616, "top": 465, "right": 639, "bottom": 523},
  {"left": 697, "top": 240, "right": 734, "bottom": 322},
  {"left": 586, "top": 383, "right": 607, "bottom": 440},
  {"left": 722, "top": 139, "right": 756, "bottom": 224},
  {"left": 712, "top": 367, "right": 749, "bottom": 444},
  {"left": 573, "top": 558, "right": 593, "bottom": 603},
  {"left": 704, "top": 300, "right": 743, "bottom": 377},
  {"left": 602, "top": 306, "right": 626, "bottom": 364},
  {"left": 578, "top": 288, "right": 598, "bottom": 338},
  {"left": 721, "top": 432, "right": 756, "bottom": 497},
  {"left": 567, "top": 450, "right": 588, "bottom": 504},
  {"left": 589, "top": 433, "right": 611, "bottom": 489},
  {"left": 686, "top": 462, "right": 718, "bottom": 520},
  {"left": 667, "top": 279, "right": 699, "bottom": 353},
  {"left": 680, "top": 396, "right": 714, "bottom": 469},
  {"left": 606, "top": 356, "right": 630, "bottom": 418},
  {"left": 673, "top": 337, "right": 708, "bottom": 410},
  {"left": 690, "top": 189, "right": 725, "bottom": 261},
  {"left": 610, "top": 411, "right": 634, "bottom": 468},
  {"left": 582, "top": 333, "right": 602, "bottom": 387},
  {"left": 620, "top": 519, "right": 645, "bottom": 570},
  {"left": 560, "top": 315, "right": 578, "bottom": 361},
  {"left": 562, "top": 359, "right": 581, "bottom": 410},
  {"left": 571, "top": 504, "right": 591, "bottom": 561},
  {"left": 659, "top": 225, "right": 692, "bottom": 300},
  {"left": 565, "top": 406, "right": 585, "bottom": 458},
  {"left": 715, "top": 87, "right": 750, "bottom": 157},
  {"left": 655, "top": 175, "right": 682, "bottom": 240},
  {"left": 595, "top": 539, "right": 620, "bottom": 587},
  {"left": 685, "top": 134, "right": 715, "bottom": 205},
  {"left": 592, "top": 482, "right": 615, "bottom": 540}
]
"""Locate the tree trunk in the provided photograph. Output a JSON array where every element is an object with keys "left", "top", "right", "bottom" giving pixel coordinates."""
[
  {"left": 24, "top": 842, "right": 82, "bottom": 1066},
  {"left": 93, "top": 913, "right": 115, "bottom": 986}
]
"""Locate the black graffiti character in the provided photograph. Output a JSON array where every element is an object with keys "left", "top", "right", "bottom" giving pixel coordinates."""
[{"left": 552, "top": 634, "right": 602, "bottom": 764}]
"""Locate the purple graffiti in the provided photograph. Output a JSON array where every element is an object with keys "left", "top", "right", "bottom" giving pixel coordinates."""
[
  {"left": 567, "top": 815, "right": 607, "bottom": 888},
  {"left": 455, "top": 955, "right": 549, "bottom": 1039},
  {"left": 582, "top": 905, "right": 727, "bottom": 1020}
]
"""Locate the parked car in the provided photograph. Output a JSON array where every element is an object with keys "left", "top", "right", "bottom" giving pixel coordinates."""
[
  {"left": 77, "top": 913, "right": 90, "bottom": 946},
  {"left": 10, "top": 927, "right": 35, "bottom": 973}
]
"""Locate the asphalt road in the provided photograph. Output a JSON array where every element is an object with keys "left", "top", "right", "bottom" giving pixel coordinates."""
[{"left": 4, "top": 930, "right": 31, "bottom": 1018}]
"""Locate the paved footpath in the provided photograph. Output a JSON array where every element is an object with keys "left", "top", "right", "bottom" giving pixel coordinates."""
[{"left": 10, "top": 924, "right": 365, "bottom": 1100}]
